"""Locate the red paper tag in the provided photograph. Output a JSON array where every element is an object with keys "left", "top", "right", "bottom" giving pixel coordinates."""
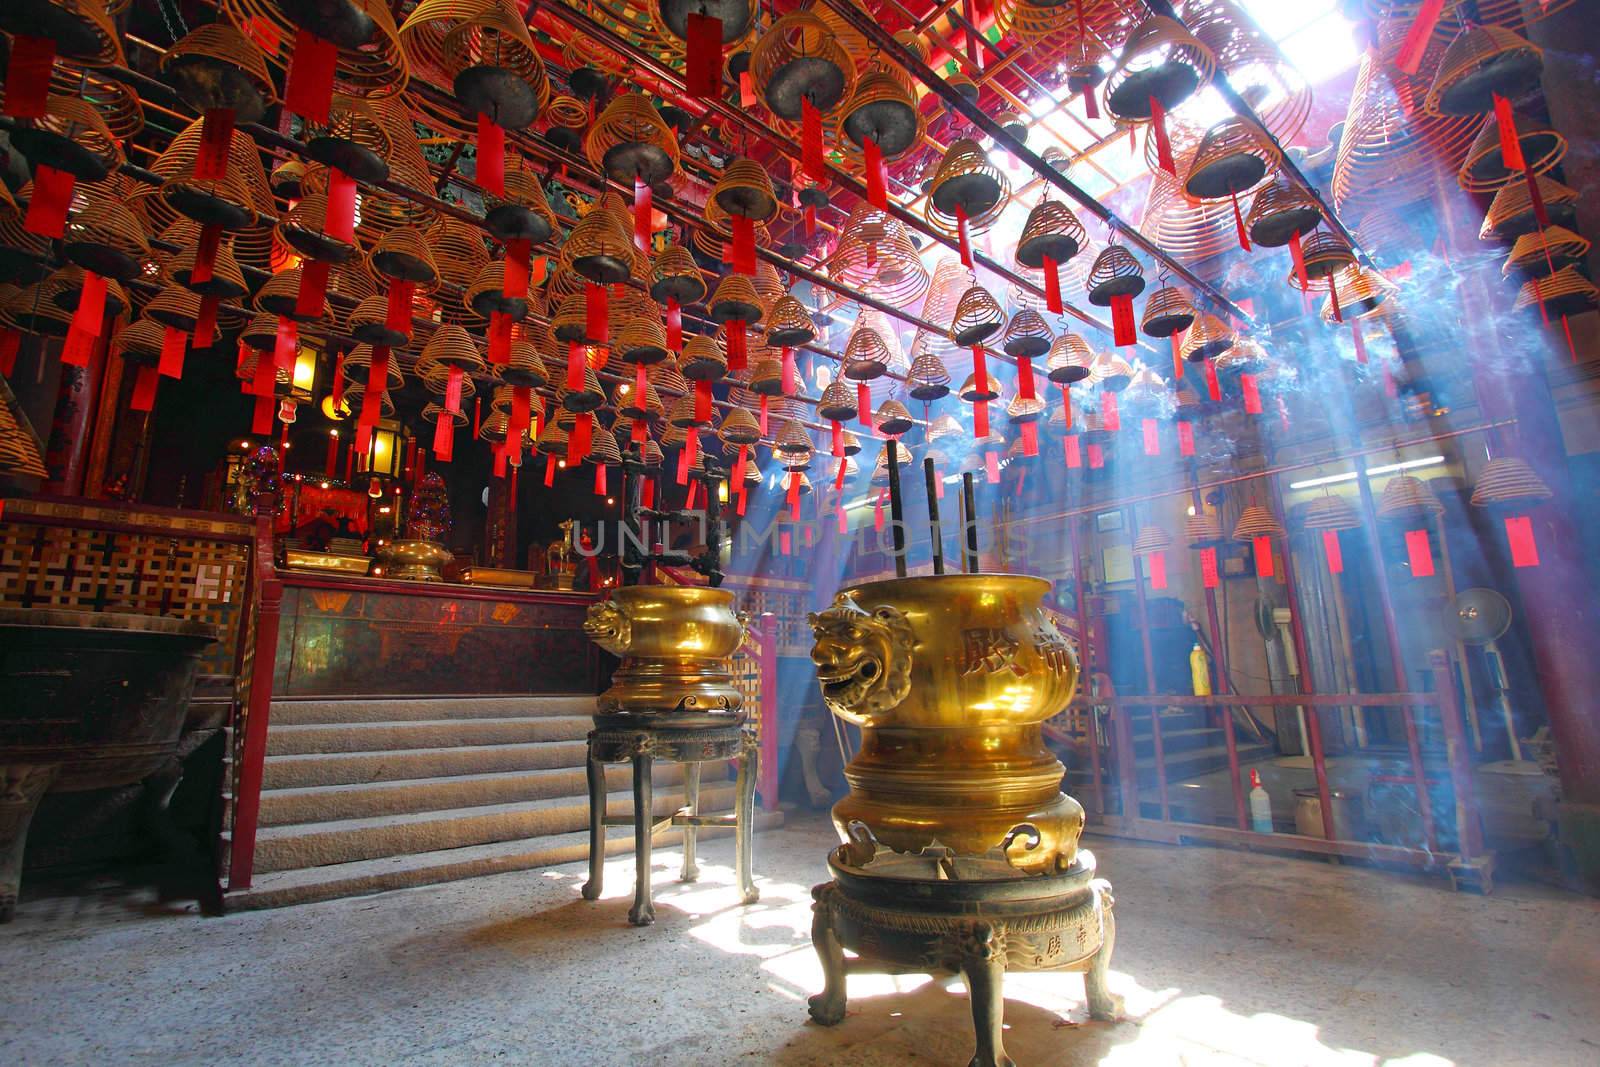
[
  {"left": 1204, "top": 359, "right": 1221, "bottom": 402},
  {"left": 3, "top": 36, "right": 55, "bottom": 119},
  {"left": 385, "top": 279, "right": 415, "bottom": 336},
  {"left": 72, "top": 271, "right": 107, "bottom": 339},
  {"left": 1177, "top": 421, "right": 1195, "bottom": 457},
  {"left": 740, "top": 70, "right": 756, "bottom": 109},
  {"left": 296, "top": 259, "right": 331, "bottom": 318},
  {"left": 1142, "top": 418, "right": 1159, "bottom": 455},
  {"left": 195, "top": 295, "right": 221, "bottom": 350},
  {"left": 325, "top": 168, "right": 358, "bottom": 245},
  {"left": 241, "top": 16, "right": 282, "bottom": 55},
  {"left": 274, "top": 317, "right": 298, "bottom": 371},
  {"left": 1148, "top": 551, "right": 1167, "bottom": 590},
  {"left": 476, "top": 114, "right": 505, "bottom": 198},
  {"left": 1021, "top": 421, "right": 1039, "bottom": 457},
  {"left": 1102, "top": 391, "right": 1120, "bottom": 431},
  {"left": 191, "top": 224, "right": 222, "bottom": 286},
  {"left": 159, "top": 326, "right": 189, "bottom": 379},
  {"left": 61, "top": 325, "right": 95, "bottom": 367},
  {"left": 801, "top": 96, "right": 826, "bottom": 183},
  {"left": 585, "top": 282, "right": 608, "bottom": 344},
  {"left": 1254, "top": 534, "right": 1274, "bottom": 577},
  {"left": 1396, "top": 0, "right": 1446, "bottom": 75},
  {"left": 130, "top": 364, "right": 161, "bottom": 411},
  {"left": 985, "top": 451, "right": 1000, "bottom": 484},
  {"left": 24, "top": 164, "right": 74, "bottom": 238},
  {"left": 864, "top": 137, "right": 888, "bottom": 210},
  {"left": 973, "top": 398, "right": 989, "bottom": 438},
  {"left": 1064, "top": 435, "right": 1081, "bottom": 468},
  {"left": 857, "top": 381, "right": 871, "bottom": 429},
  {"left": 1110, "top": 293, "right": 1137, "bottom": 347},
  {"left": 1241, "top": 372, "right": 1262, "bottom": 415},
  {"left": 1200, "top": 546, "right": 1219, "bottom": 588},
  {"left": 685, "top": 13, "right": 724, "bottom": 99},
  {"left": 1405, "top": 528, "right": 1434, "bottom": 577},
  {"left": 1506, "top": 515, "right": 1539, "bottom": 568},
  {"left": 0, "top": 328, "right": 21, "bottom": 376},
  {"left": 196, "top": 108, "right": 236, "bottom": 182},
  {"left": 1148, "top": 95, "right": 1175, "bottom": 175},
  {"left": 284, "top": 30, "right": 337, "bottom": 123},
  {"left": 488, "top": 311, "right": 512, "bottom": 365},
  {"left": 1087, "top": 443, "right": 1103, "bottom": 469}
]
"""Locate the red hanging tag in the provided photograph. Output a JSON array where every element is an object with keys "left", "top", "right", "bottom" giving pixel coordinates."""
[
  {"left": 504, "top": 240, "right": 530, "bottom": 299},
  {"left": 130, "top": 365, "right": 161, "bottom": 412},
  {"left": 585, "top": 281, "right": 608, "bottom": 344},
  {"left": 475, "top": 114, "right": 505, "bottom": 197},
  {"left": 1231, "top": 190, "right": 1251, "bottom": 251},
  {"left": 1017, "top": 354, "right": 1036, "bottom": 401},
  {"left": 1110, "top": 293, "right": 1137, "bottom": 347},
  {"left": 362, "top": 346, "right": 389, "bottom": 426},
  {"left": 1142, "top": 418, "right": 1159, "bottom": 455},
  {"left": 1405, "top": 528, "right": 1434, "bottom": 577},
  {"left": 1253, "top": 534, "right": 1274, "bottom": 577},
  {"left": 432, "top": 406, "right": 455, "bottom": 461},
  {"left": 639, "top": 476, "right": 655, "bottom": 509},
  {"left": 567, "top": 340, "right": 585, "bottom": 391},
  {"left": 1042, "top": 254, "right": 1063, "bottom": 314},
  {"left": 1351, "top": 318, "right": 1368, "bottom": 364},
  {"left": 493, "top": 446, "right": 507, "bottom": 480},
  {"left": 632, "top": 178, "right": 653, "bottom": 252},
  {"left": 1200, "top": 546, "right": 1219, "bottom": 588},
  {"left": 954, "top": 203, "right": 973, "bottom": 268},
  {"left": 72, "top": 271, "right": 107, "bottom": 340},
  {"left": 1178, "top": 421, "right": 1195, "bottom": 457},
  {"left": 864, "top": 137, "right": 888, "bottom": 210},
  {"left": 801, "top": 96, "right": 826, "bottom": 183},
  {"left": 758, "top": 394, "right": 769, "bottom": 436},
  {"left": 781, "top": 346, "right": 796, "bottom": 395},
  {"left": 804, "top": 203, "right": 817, "bottom": 238},
  {"left": 740, "top": 70, "right": 756, "bottom": 108},
  {"left": 595, "top": 463, "right": 607, "bottom": 496},
  {"left": 731, "top": 215, "right": 756, "bottom": 275},
  {"left": 1396, "top": 0, "right": 1446, "bottom": 75},
  {"left": 1060, "top": 385, "right": 1073, "bottom": 430},
  {"left": 972, "top": 344, "right": 989, "bottom": 394},
  {"left": 974, "top": 398, "right": 989, "bottom": 438},
  {"left": 385, "top": 279, "right": 415, "bottom": 336},
  {"left": 1102, "top": 391, "right": 1120, "bottom": 431},
  {"left": 23, "top": 164, "right": 74, "bottom": 238},
  {"left": 62, "top": 325, "right": 94, "bottom": 367},
  {"left": 544, "top": 454, "right": 557, "bottom": 487},
  {"left": 328, "top": 350, "right": 345, "bottom": 409},
  {"left": 1149, "top": 550, "right": 1168, "bottom": 590},
  {"left": 1021, "top": 421, "right": 1039, "bottom": 457},
  {"left": 1148, "top": 96, "right": 1176, "bottom": 175},
  {"left": 0, "top": 328, "right": 22, "bottom": 376},
  {"left": 985, "top": 451, "right": 1001, "bottom": 484},
  {"left": 195, "top": 295, "right": 221, "bottom": 350},
  {"left": 675, "top": 437, "right": 692, "bottom": 486},
  {"left": 685, "top": 12, "right": 724, "bottom": 99},
  {"left": 2, "top": 36, "right": 56, "bottom": 119},
  {"left": 1204, "top": 359, "right": 1221, "bottom": 402},
  {"left": 442, "top": 365, "right": 463, "bottom": 417},
  {"left": 1328, "top": 280, "right": 1343, "bottom": 323},
  {"left": 834, "top": 503, "right": 846, "bottom": 533},
  {"left": 1323, "top": 529, "right": 1344, "bottom": 574},
  {"left": 831, "top": 419, "right": 844, "bottom": 456},
  {"left": 488, "top": 311, "right": 512, "bottom": 364},
  {"left": 835, "top": 457, "right": 847, "bottom": 490},
  {"left": 857, "top": 381, "right": 871, "bottom": 429},
  {"left": 296, "top": 258, "right": 332, "bottom": 318},
  {"left": 1491, "top": 93, "right": 1526, "bottom": 172},
  {"left": 695, "top": 379, "right": 712, "bottom": 423},
  {"left": 732, "top": 443, "right": 748, "bottom": 487},
  {"left": 1241, "top": 372, "right": 1262, "bottom": 414},
  {"left": 283, "top": 30, "right": 338, "bottom": 124},
  {"left": 325, "top": 167, "right": 358, "bottom": 244},
  {"left": 1505, "top": 515, "right": 1539, "bottom": 568},
  {"left": 873, "top": 491, "right": 885, "bottom": 531},
  {"left": 728, "top": 319, "right": 747, "bottom": 371},
  {"left": 159, "top": 326, "right": 189, "bottom": 379},
  {"left": 1289, "top": 230, "right": 1310, "bottom": 294},
  {"left": 788, "top": 471, "right": 801, "bottom": 518},
  {"left": 1524, "top": 167, "right": 1551, "bottom": 229},
  {"left": 1170, "top": 333, "right": 1185, "bottom": 380},
  {"left": 251, "top": 393, "right": 274, "bottom": 435},
  {"left": 665, "top": 297, "right": 682, "bottom": 352},
  {"left": 1064, "top": 434, "right": 1081, "bottom": 468},
  {"left": 195, "top": 108, "right": 236, "bottom": 182},
  {"left": 571, "top": 411, "right": 593, "bottom": 463}
]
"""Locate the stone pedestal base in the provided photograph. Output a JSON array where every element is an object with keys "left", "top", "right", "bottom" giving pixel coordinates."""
[{"left": 808, "top": 850, "right": 1117, "bottom": 1067}]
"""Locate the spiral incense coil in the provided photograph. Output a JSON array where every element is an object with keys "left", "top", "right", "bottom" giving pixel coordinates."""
[
  {"left": 839, "top": 65, "right": 925, "bottom": 168},
  {"left": 1085, "top": 247, "right": 1146, "bottom": 308},
  {"left": 1513, "top": 266, "right": 1598, "bottom": 318},
  {"left": 905, "top": 352, "right": 951, "bottom": 401},
  {"left": 1286, "top": 231, "right": 1356, "bottom": 290},
  {"left": 842, "top": 326, "right": 894, "bottom": 381},
  {"left": 826, "top": 203, "right": 930, "bottom": 306},
  {"left": 1245, "top": 176, "right": 1322, "bottom": 248},
  {"left": 1481, "top": 173, "right": 1577, "bottom": 241},
  {"left": 719, "top": 406, "right": 763, "bottom": 447},
  {"left": 707, "top": 273, "right": 763, "bottom": 326},
  {"left": 926, "top": 139, "right": 1011, "bottom": 240},
  {"left": 342, "top": 343, "right": 408, "bottom": 392},
  {"left": 1015, "top": 199, "right": 1087, "bottom": 272},
  {"left": 493, "top": 339, "right": 548, "bottom": 389},
  {"left": 1005, "top": 387, "right": 1047, "bottom": 423},
  {"left": 6, "top": 281, "right": 70, "bottom": 335},
  {"left": 585, "top": 426, "right": 623, "bottom": 468},
  {"left": 765, "top": 295, "right": 816, "bottom": 348},
  {"left": 535, "top": 418, "right": 568, "bottom": 455},
  {"left": 420, "top": 322, "right": 487, "bottom": 376},
  {"left": 254, "top": 268, "right": 328, "bottom": 322},
  {"left": 146, "top": 114, "right": 272, "bottom": 231},
  {"left": 1179, "top": 313, "right": 1233, "bottom": 362},
  {"left": 1138, "top": 164, "right": 1241, "bottom": 263},
  {"left": 329, "top": 256, "right": 379, "bottom": 305},
  {"left": 949, "top": 284, "right": 1006, "bottom": 347},
  {"left": 1424, "top": 24, "right": 1542, "bottom": 117},
  {"left": 62, "top": 197, "right": 150, "bottom": 282},
  {"left": 463, "top": 259, "right": 528, "bottom": 319},
  {"left": 925, "top": 413, "right": 963, "bottom": 443},
  {"left": 559, "top": 198, "right": 634, "bottom": 285},
  {"left": 1377, "top": 474, "right": 1444, "bottom": 519},
  {"left": 815, "top": 380, "right": 857, "bottom": 423},
  {"left": 650, "top": 359, "right": 690, "bottom": 400},
  {"left": 351, "top": 95, "right": 439, "bottom": 237},
  {"left": 301, "top": 94, "right": 394, "bottom": 184},
  {"left": 750, "top": 10, "right": 856, "bottom": 124},
  {"left": 910, "top": 257, "right": 971, "bottom": 362},
  {"left": 117, "top": 319, "right": 168, "bottom": 361},
  {"left": 346, "top": 294, "right": 405, "bottom": 347},
  {"left": 143, "top": 285, "right": 203, "bottom": 331},
  {"left": 3, "top": 0, "right": 123, "bottom": 67},
  {"left": 237, "top": 311, "right": 282, "bottom": 353},
  {"left": 711, "top": 158, "right": 779, "bottom": 223},
  {"left": 220, "top": 0, "right": 408, "bottom": 97},
  {"left": 775, "top": 418, "right": 815, "bottom": 458},
  {"left": 1505, "top": 226, "right": 1590, "bottom": 280},
  {"left": 1212, "top": 335, "right": 1268, "bottom": 374},
  {"left": 1177, "top": 507, "right": 1221, "bottom": 545},
  {"left": 45, "top": 266, "right": 127, "bottom": 321},
  {"left": 1089, "top": 349, "right": 1134, "bottom": 392},
  {"left": 1471, "top": 457, "right": 1552, "bottom": 507},
  {"left": 397, "top": 0, "right": 546, "bottom": 135},
  {"left": 616, "top": 314, "right": 669, "bottom": 365},
  {"left": 369, "top": 225, "right": 440, "bottom": 285},
  {"left": 11, "top": 94, "right": 123, "bottom": 183},
  {"left": 680, "top": 335, "right": 728, "bottom": 381},
  {"left": 868, "top": 399, "right": 911, "bottom": 437},
  {"left": 1232, "top": 502, "right": 1285, "bottom": 540},
  {"left": 1183, "top": 116, "right": 1278, "bottom": 203},
  {"left": 868, "top": 441, "right": 914, "bottom": 486},
  {"left": 1320, "top": 266, "right": 1395, "bottom": 323},
  {"left": 1185, "top": 1, "right": 1311, "bottom": 143},
  {"left": 1104, "top": 16, "right": 1215, "bottom": 123},
  {"left": 167, "top": 237, "right": 248, "bottom": 300},
  {"left": 479, "top": 161, "right": 558, "bottom": 244},
  {"left": 651, "top": 241, "right": 707, "bottom": 306},
  {"left": 999, "top": 308, "right": 1051, "bottom": 360},
  {"left": 1458, "top": 107, "right": 1566, "bottom": 193},
  {"left": 541, "top": 92, "right": 589, "bottom": 153},
  {"left": 1140, "top": 286, "right": 1195, "bottom": 339},
  {"left": 586, "top": 92, "right": 679, "bottom": 186},
  {"left": 561, "top": 361, "right": 607, "bottom": 413},
  {"left": 619, "top": 380, "right": 665, "bottom": 422},
  {"left": 959, "top": 371, "right": 1003, "bottom": 405},
  {"left": 43, "top": 63, "right": 144, "bottom": 142},
  {"left": 665, "top": 395, "right": 702, "bottom": 430},
  {"left": 650, "top": 0, "right": 756, "bottom": 51},
  {"left": 280, "top": 194, "right": 359, "bottom": 264},
  {"left": 1301, "top": 493, "right": 1362, "bottom": 532}
]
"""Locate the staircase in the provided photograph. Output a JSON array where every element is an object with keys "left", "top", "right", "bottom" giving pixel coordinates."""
[
  {"left": 1134, "top": 706, "right": 1274, "bottom": 818},
  {"left": 227, "top": 695, "right": 766, "bottom": 910}
]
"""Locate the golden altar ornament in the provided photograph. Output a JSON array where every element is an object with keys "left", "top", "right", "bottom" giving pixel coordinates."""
[
  {"left": 584, "top": 586, "right": 747, "bottom": 728},
  {"left": 375, "top": 539, "right": 453, "bottom": 581}
]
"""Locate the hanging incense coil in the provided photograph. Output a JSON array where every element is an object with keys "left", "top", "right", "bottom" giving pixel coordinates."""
[
  {"left": 1481, "top": 173, "right": 1578, "bottom": 241},
  {"left": 560, "top": 363, "right": 606, "bottom": 413},
  {"left": 397, "top": 0, "right": 547, "bottom": 135},
  {"left": 220, "top": 0, "right": 408, "bottom": 97},
  {"left": 1085, "top": 246, "right": 1146, "bottom": 305},
  {"left": 926, "top": 139, "right": 1010, "bottom": 239},
  {"left": 746, "top": 356, "right": 785, "bottom": 397},
  {"left": 1321, "top": 267, "right": 1395, "bottom": 322},
  {"left": 490, "top": 339, "right": 546, "bottom": 389},
  {"left": 255, "top": 268, "right": 329, "bottom": 322},
  {"left": 1377, "top": 474, "right": 1444, "bottom": 518},
  {"left": 1287, "top": 230, "right": 1356, "bottom": 291},
  {"left": 160, "top": 22, "right": 275, "bottom": 124},
  {"left": 300, "top": 94, "right": 393, "bottom": 184},
  {"left": 481, "top": 161, "right": 558, "bottom": 244},
  {"left": 906, "top": 352, "right": 951, "bottom": 401},
  {"left": 869, "top": 441, "right": 914, "bottom": 485},
  {"left": 280, "top": 194, "right": 358, "bottom": 264},
  {"left": 1006, "top": 388, "right": 1047, "bottom": 423},
  {"left": 167, "top": 237, "right": 248, "bottom": 300},
  {"left": 825, "top": 203, "right": 930, "bottom": 305},
  {"left": 925, "top": 413, "right": 963, "bottom": 443},
  {"left": 239, "top": 311, "right": 284, "bottom": 353},
  {"left": 842, "top": 326, "right": 894, "bottom": 382},
  {"left": 1186, "top": 510, "right": 1223, "bottom": 545},
  {"left": 1, "top": 0, "right": 122, "bottom": 69},
  {"left": 765, "top": 295, "right": 816, "bottom": 348},
  {"left": 619, "top": 379, "right": 664, "bottom": 422},
  {"left": 586, "top": 427, "right": 622, "bottom": 469},
  {"left": 1138, "top": 152, "right": 1244, "bottom": 263},
  {"left": 775, "top": 417, "right": 815, "bottom": 458},
  {"left": 1425, "top": 24, "right": 1543, "bottom": 117},
  {"left": 840, "top": 62, "right": 924, "bottom": 161},
  {"left": 750, "top": 10, "right": 855, "bottom": 125},
  {"left": 680, "top": 335, "right": 728, "bottom": 381},
  {"left": 535, "top": 419, "right": 568, "bottom": 455},
  {"left": 1504, "top": 225, "right": 1589, "bottom": 280},
  {"left": 1015, "top": 199, "right": 1087, "bottom": 272},
  {"left": 342, "top": 343, "right": 408, "bottom": 393},
  {"left": 426, "top": 218, "right": 492, "bottom": 290},
  {"left": 1471, "top": 457, "right": 1552, "bottom": 507},
  {"left": 650, "top": 358, "right": 690, "bottom": 400},
  {"left": 1459, "top": 107, "right": 1566, "bottom": 192},
  {"left": 651, "top": 240, "right": 707, "bottom": 306},
  {"left": 1245, "top": 176, "right": 1322, "bottom": 248},
  {"left": 1186, "top": 0, "right": 1312, "bottom": 144},
  {"left": 62, "top": 197, "right": 149, "bottom": 282},
  {"left": 10, "top": 94, "right": 123, "bottom": 182},
  {"left": 719, "top": 406, "right": 762, "bottom": 447},
  {"left": 616, "top": 314, "right": 669, "bottom": 365},
  {"left": 1179, "top": 314, "right": 1233, "bottom": 362},
  {"left": 421, "top": 323, "right": 487, "bottom": 375},
  {"left": 44, "top": 266, "right": 126, "bottom": 323},
  {"left": 1046, "top": 333, "right": 1095, "bottom": 384},
  {"left": 1002, "top": 308, "right": 1053, "bottom": 359},
  {"left": 1213, "top": 335, "right": 1268, "bottom": 375},
  {"left": 711, "top": 158, "right": 779, "bottom": 223},
  {"left": 1302, "top": 494, "right": 1361, "bottom": 532},
  {"left": 666, "top": 395, "right": 703, "bottom": 430},
  {"left": 707, "top": 273, "right": 763, "bottom": 326},
  {"left": 1233, "top": 502, "right": 1284, "bottom": 541},
  {"left": 1132, "top": 524, "right": 1172, "bottom": 555},
  {"left": 1104, "top": 16, "right": 1215, "bottom": 123},
  {"left": 1140, "top": 286, "right": 1195, "bottom": 339},
  {"left": 1513, "top": 266, "right": 1598, "bottom": 318},
  {"left": 586, "top": 92, "right": 679, "bottom": 186},
  {"left": 147, "top": 114, "right": 272, "bottom": 231},
  {"left": 1123, "top": 365, "right": 1167, "bottom": 405},
  {"left": 651, "top": 0, "right": 756, "bottom": 50},
  {"left": 559, "top": 199, "right": 634, "bottom": 285},
  {"left": 873, "top": 399, "right": 914, "bottom": 437},
  {"left": 816, "top": 380, "right": 857, "bottom": 422},
  {"left": 348, "top": 294, "right": 408, "bottom": 347},
  {"left": 949, "top": 285, "right": 1005, "bottom": 347},
  {"left": 1089, "top": 350, "right": 1134, "bottom": 392},
  {"left": 464, "top": 259, "right": 531, "bottom": 319},
  {"left": 1183, "top": 116, "right": 1278, "bottom": 202},
  {"left": 959, "top": 370, "right": 1003, "bottom": 405}
]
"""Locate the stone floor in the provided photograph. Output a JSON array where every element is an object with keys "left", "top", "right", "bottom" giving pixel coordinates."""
[{"left": 3, "top": 815, "right": 1598, "bottom": 1066}]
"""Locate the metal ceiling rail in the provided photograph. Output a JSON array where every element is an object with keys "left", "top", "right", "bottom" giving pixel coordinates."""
[
  {"left": 1140, "top": 0, "right": 1376, "bottom": 271},
  {"left": 529, "top": 0, "right": 1126, "bottom": 342},
  {"left": 818, "top": 0, "right": 1255, "bottom": 326}
]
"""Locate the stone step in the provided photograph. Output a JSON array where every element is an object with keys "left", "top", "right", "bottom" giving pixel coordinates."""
[
  {"left": 264, "top": 716, "right": 594, "bottom": 756},
  {"left": 227, "top": 811, "right": 785, "bottom": 911},
  {"left": 259, "top": 763, "right": 691, "bottom": 827},
  {"left": 261, "top": 741, "right": 592, "bottom": 789},
  {"left": 1131, "top": 727, "right": 1230, "bottom": 756},
  {"left": 1137, "top": 743, "right": 1274, "bottom": 785},
  {"left": 268, "top": 695, "right": 597, "bottom": 726},
  {"left": 252, "top": 784, "right": 741, "bottom": 874}
]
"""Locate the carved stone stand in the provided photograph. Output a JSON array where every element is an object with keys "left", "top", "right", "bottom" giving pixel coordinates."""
[
  {"left": 581, "top": 724, "right": 759, "bottom": 926},
  {"left": 808, "top": 850, "right": 1119, "bottom": 1067}
]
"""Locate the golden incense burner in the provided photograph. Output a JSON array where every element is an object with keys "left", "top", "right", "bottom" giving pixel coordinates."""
[
  {"left": 375, "top": 539, "right": 452, "bottom": 582},
  {"left": 810, "top": 573, "right": 1083, "bottom": 876},
  {"left": 584, "top": 585, "right": 748, "bottom": 728}
]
